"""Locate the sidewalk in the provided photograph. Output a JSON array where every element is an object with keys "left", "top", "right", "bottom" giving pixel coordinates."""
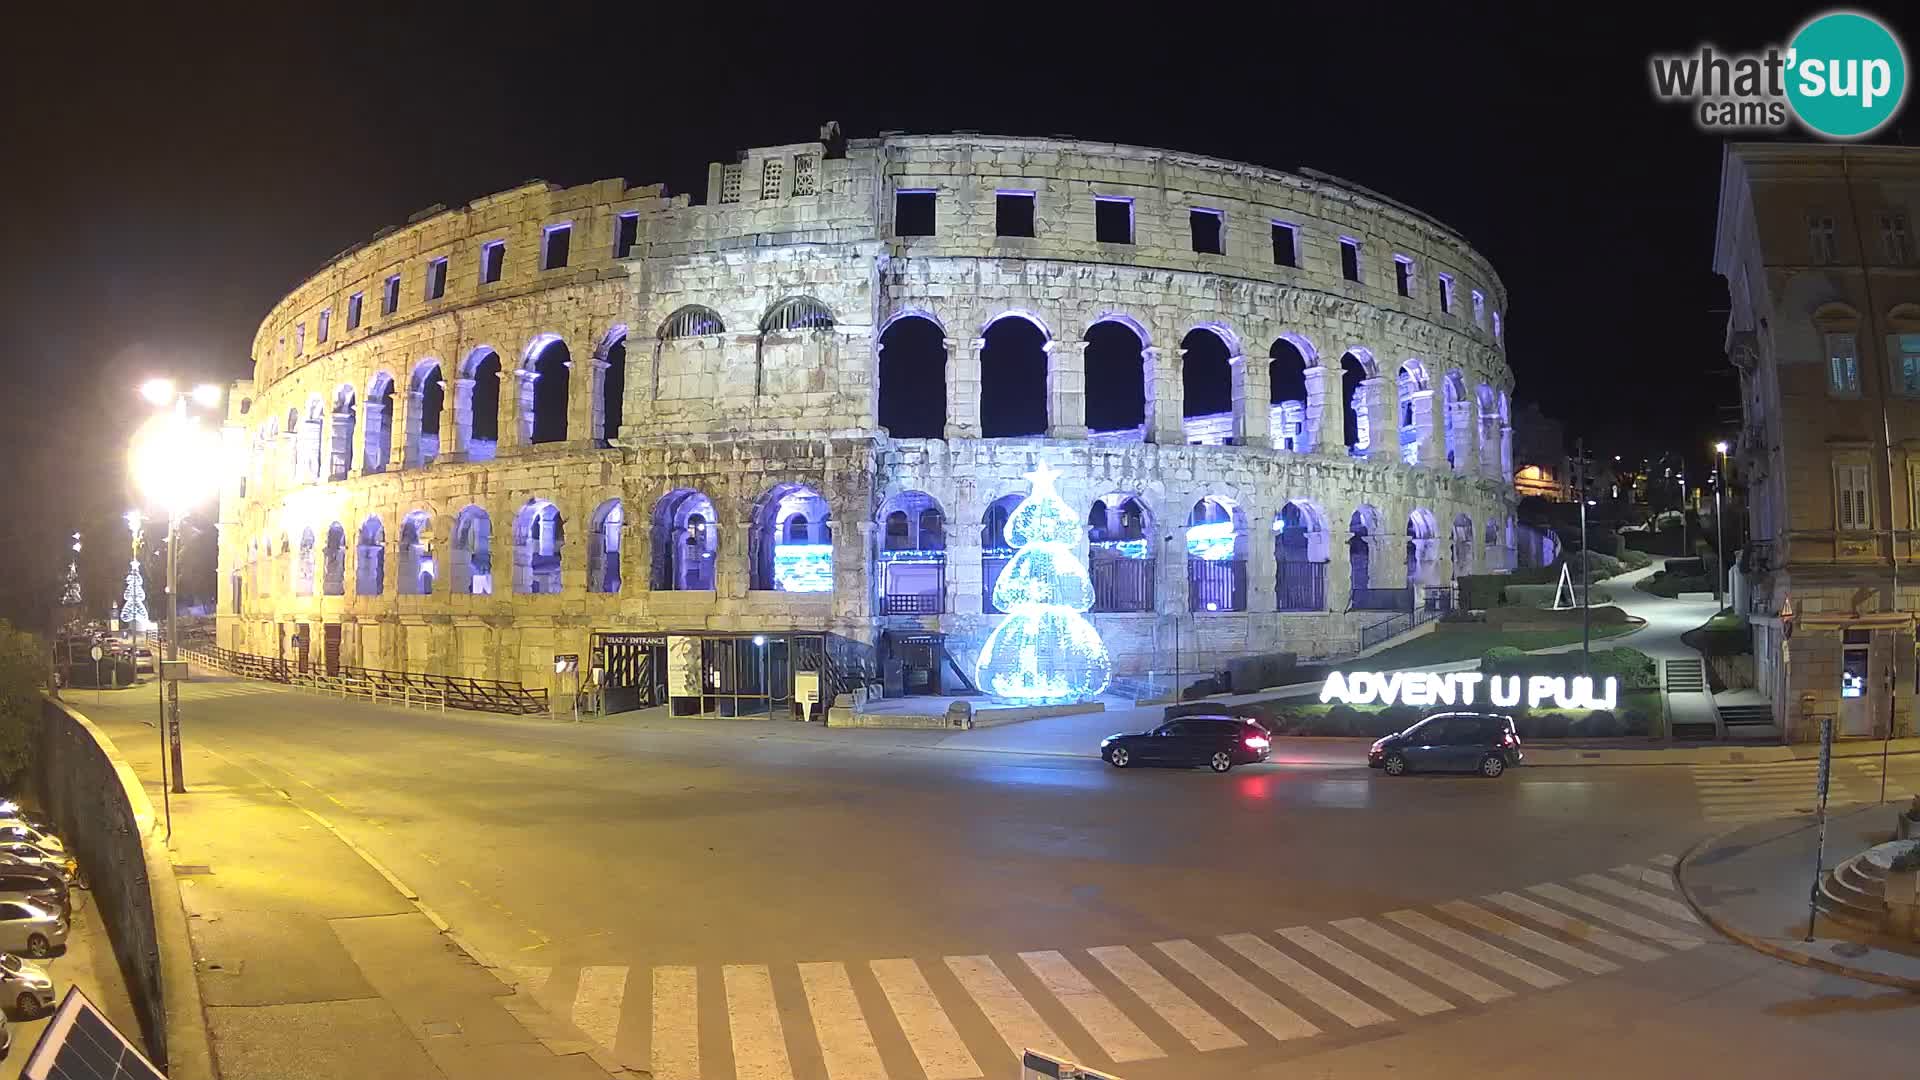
[
  {"left": 1678, "top": 806, "right": 1920, "bottom": 989},
  {"left": 86, "top": 711, "right": 610, "bottom": 1080},
  {"left": 0, "top": 889, "right": 142, "bottom": 1078}
]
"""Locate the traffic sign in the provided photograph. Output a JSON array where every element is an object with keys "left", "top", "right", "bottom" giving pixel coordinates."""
[
  {"left": 89, "top": 645, "right": 103, "bottom": 662},
  {"left": 554, "top": 653, "right": 579, "bottom": 674}
]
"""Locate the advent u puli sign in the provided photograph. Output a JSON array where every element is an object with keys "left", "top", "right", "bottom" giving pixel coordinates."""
[{"left": 1320, "top": 671, "right": 1620, "bottom": 711}]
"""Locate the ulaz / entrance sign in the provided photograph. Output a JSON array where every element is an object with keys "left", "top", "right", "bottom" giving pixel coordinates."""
[{"left": 1320, "top": 671, "right": 1620, "bottom": 711}]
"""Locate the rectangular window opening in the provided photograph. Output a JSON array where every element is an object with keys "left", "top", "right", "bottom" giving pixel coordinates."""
[
  {"left": 1437, "top": 274, "right": 1454, "bottom": 314},
  {"left": 996, "top": 191, "right": 1035, "bottom": 238},
  {"left": 1882, "top": 213, "right": 1912, "bottom": 264},
  {"left": 294, "top": 324, "right": 305, "bottom": 356},
  {"left": 1339, "top": 237, "right": 1361, "bottom": 282},
  {"left": 614, "top": 213, "right": 639, "bottom": 259},
  {"left": 1826, "top": 332, "right": 1860, "bottom": 396},
  {"left": 316, "top": 309, "right": 330, "bottom": 344},
  {"left": 1809, "top": 214, "right": 1838, "bottom": 263},
  {"left": 1095, "top": 197, "right": 1133, "bottom": 244},
  {"left": 1271, "top": 222, "right": 1298, "bottom": 267},
  {"left": 1471, "top": 289, "right": 1487, "bottom": 326},
  {"left": 480, "top": 240, "right": 505, "bottom": 284},
  {"left": 1900, "top": 334, "right": 1920, "bottom": 397},
  {"left": 760, "top": 159, "right": 784, "bottom": 201},
  {"left": 1836, "top": 462, "right": 1871, "bottom": 530},
  {"left": 894, "top": 190, "right": 936, "bottom": 237},
  {"left": 1393, "top": 256, "right": 1413, "bottom": 297},
  {"left": 382, "top": 274, "right": 401, "bottom": 316},
  {"left": 425, "top": 257, "right": 448, "bottom": 301},
  {"left": 347, "top": 292, "right": 364, "bottom": 330},
  {"left": 1189, "top": 208, "right": 1224, "bottom": 255},
  {"left": 542, "top": 224, "right": 572, "bottom": 270}
]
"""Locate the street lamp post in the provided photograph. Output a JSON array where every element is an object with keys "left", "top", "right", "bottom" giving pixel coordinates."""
[
  {"left": 129, "top": 379, "right": 225, "bottom": 797},
  {"left": 1713, "top": 441, "right": 1730, "bottom": 609}
]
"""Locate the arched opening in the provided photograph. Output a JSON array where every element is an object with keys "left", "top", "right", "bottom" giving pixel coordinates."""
[
  {"left": 1443, "top": 370, "right": 1468, "bottom": 471},
  {"left": 1477, "top": 385, "right": 1500, "bottom": 480},
  {"left": 650, "top": 489, "right": 719, "bottom": 591},
  {"left": 451, "top": 506, "right": 493, "bottom": 595},
  {"left": 599, "top": 333, "right": 627, "bottom": 445},
  {"left": 364, "top": 374, "right": 395, "bottom": 474},
  {"left": 278, "top": 534, "right": 291, "bottom": 593},
  {"left": 1087, "top": 493, "right": 1155, "bottom": 611},
  {"left": 299, "top": 398, "right": 325, "bottom": 482},
  {"left": 1451, "top": 513, "right": 1475, "bottom": 579},
  {"left": 295, "top": 527, "right": 316, "bottom": 596},
  {"left": 1186, "top": 496, "right": 1248, "bottom": 612},
  {"left": 465, "top": 350, "right": 501, "bottom": 462},
  {"left": 877, "top": 315, "right": 947, "bottom": 438},
  {"left": 752, "top": 484, "right": 832, "bottom": 592},
  {"left": 514, "top": 499, "right": 564, "bottom": 594},
  {"left": 1484, "top": 517, "right": 1505, "bottom": 571},
  {"left": 1268, "top": 337, "right": 1312, "bottom": 452},
  {"left": 322, "top": 522, "right": 346, "bottom": 595},
  {"left": 1084, "top": 319, "right": 1147, "bottom": 436},
  {"left": 758, "top": 297, "right": 836, "bottom": 400},
  {"left": 981, "top": 492, "right": 1025, "bottom": 613},
  {"left": 408, "top": 362, "right": 444, "bottom": 468},
  {"left": 587, "top": 499, "right": 623, "bottom": 593},
  {"left": 979, "top": 314, "right": 1049, "bottom": 437},
  {"left": 1340, "top": 351, "right": 1372, "bottom": 454},
  {"left": 328, "top": 387, "right": 356, "bottom": 481},
  {"left": 1181, "top": 327, "right": 1234, "bottom": 445},
  {"left": 398, "top": 512, "right": 432, "bottom": 595},
  {"left": 1396, "top": 360, "right": 1429, "bottom": 466},
  {"left": 1349, "top": 505, "right": 1396, "bottom": 608},
  {"left": 1406, "top": 508, "right": 1440, "bottom": 589},
  {"left": 1273, "top": 501, "right": 1329, "bottom": 611},
  {"left": 356, "top": 516, "right": 386, "bottom": 595},
  {"left": 528, "top": 337, "right": 571, "bottom": 444},
  {"left": 877, "top": 490, "right": 946, "bottom": 614}
]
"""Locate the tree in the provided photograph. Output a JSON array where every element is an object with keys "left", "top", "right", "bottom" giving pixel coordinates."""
[
  {"left": 120, "top": 560, "right": 148, "bottom": 629},
  {"left": 974, "top": 462, "right": 1112, "bottom": 703},
  {"left": 0, "top": 622, "right": 44, "bottom": 783}
]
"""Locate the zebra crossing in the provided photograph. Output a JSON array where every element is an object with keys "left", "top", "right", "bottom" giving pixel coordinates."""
[
  {"left": 1690, "top": 758, "right": 1908, "bottom": 823},
  {"left": 508, "top": 856, "right": 1701, "bottom": 1079},
  {"left": 174, "top": 680, "right": 285, "bottom": 701}
]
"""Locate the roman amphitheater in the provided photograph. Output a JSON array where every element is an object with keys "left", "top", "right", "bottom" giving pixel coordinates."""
[{"left": 215, "top": 126, "right": 1518, "bottom": 715}]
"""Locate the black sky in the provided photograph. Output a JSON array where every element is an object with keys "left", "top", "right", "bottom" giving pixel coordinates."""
[{"left": 3, "top": 3, "right": 1915, "bottom": 625}]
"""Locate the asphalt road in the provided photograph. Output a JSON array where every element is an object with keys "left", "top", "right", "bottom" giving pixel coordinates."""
[{"left": 77, "top": 679, "right": 1920, "bottom": 1079}]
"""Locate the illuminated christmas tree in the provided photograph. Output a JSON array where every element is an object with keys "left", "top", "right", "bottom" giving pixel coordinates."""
[
  {"left": 975, "top": 462, "right": 1112, "bottom": 703},
  {"left": 121, "top": 560, "right": 149, "bottom": 629},
  {"left": 59, "top": 562, "right": 82, "bottom": 609}
]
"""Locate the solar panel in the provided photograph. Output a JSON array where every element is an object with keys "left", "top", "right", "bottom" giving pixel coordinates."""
[{"left": 20, "top": 987, "right": 165, "bottom": 1080}]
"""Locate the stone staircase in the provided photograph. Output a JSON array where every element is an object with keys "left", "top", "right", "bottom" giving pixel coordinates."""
[
  {"left": 1717, "top": 703, "right": 1775, "bottom": 730},
  {"left": 1665, "top": 658, "right": 1718, "bottom": 741},
  {"left": 1819, "top": 846, "right": 1895, "bottom": 931},
  {"left": 1665, "top": 658, "right": 1707, "bottom": 693}
]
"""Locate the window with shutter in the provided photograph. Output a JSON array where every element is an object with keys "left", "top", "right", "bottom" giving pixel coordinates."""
[
  {"left": 1827, "top": 333, "right": 1860, "bottom": 396},
  {"left": 1836, "top": 463, "right": 1870, "bottom": 530}
]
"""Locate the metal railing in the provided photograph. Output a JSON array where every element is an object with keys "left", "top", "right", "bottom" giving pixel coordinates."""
[
  {"left": 1187, "top": 557, "right": 1247, "bottom": 612},
  {"left": 1351, "top": 586, "right": 1413, "bottom": 611},
  {"left": 180, "top": 643, "right": 549, "bottom": 715},
  {"left": 1275, "top": 561, "right": 1326, "bottom": 612},
  {"left": 1356, "top": 603, "right": 1445, "bottom": 652},
  {"left": 1091, "top": 557, "right": 1156, "bottom": 613}
]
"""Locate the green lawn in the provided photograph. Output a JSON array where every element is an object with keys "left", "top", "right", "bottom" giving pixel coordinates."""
[{"left": 1361, "top": 621, "right": 1641, "bottom": 669}]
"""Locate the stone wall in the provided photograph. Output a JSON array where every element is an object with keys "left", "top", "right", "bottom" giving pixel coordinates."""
[{"left": 219, "top": 130, "right": 1518, "bottom": 698}]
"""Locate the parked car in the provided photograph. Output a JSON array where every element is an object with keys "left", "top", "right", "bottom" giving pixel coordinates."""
[
  {"left": 0, "top": 869, "right": 66, "bottom": 914},
  {"left": 0, "top": 953, "right": 54, "bottom": 1017},
  {"left": 134, "top": 645, "right": 156, "bottom": 673},
  {"left": 1101, "top": 715, "right": 1272, "bottom": 772},
  {"left": 0, "top": 901, "right": 64, "bottom": 958},
  {"left": 1369, "top": 711, "right": 1524, "bottom": 777},
  {"left": 0, "top": 825, "right": 60, "bottom": 854},
  {"left": 0, "top": 804, "right": 55, "bottom": 836},
  {"left": 0, "top": 847, "right": 71, "bottom": 883}
]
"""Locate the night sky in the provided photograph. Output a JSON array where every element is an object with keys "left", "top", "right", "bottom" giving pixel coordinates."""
[{"left": 4, "top": 4, "right": 1915, "bottom": 626}]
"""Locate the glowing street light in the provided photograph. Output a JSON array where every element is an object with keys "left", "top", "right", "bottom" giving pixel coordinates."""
[{"left": 1712, "top": 440, "right": 1731, "bottom": 607}]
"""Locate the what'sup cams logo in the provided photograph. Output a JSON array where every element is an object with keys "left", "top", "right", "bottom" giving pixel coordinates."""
[{"left": 1650, "top": 10, "right": 1908, "bottom": 138}]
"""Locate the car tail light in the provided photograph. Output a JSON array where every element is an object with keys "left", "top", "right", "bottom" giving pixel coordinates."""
[
  {"left": 1502, "top": 731, "right": 1518, "bottom": 747},
  {"left": 1244, "top": 735, "right": 1270, "bottom": 750}
]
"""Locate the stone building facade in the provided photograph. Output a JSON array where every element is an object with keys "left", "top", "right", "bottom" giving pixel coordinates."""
[
  {"left": 1715, "top": 142, "right": 1920, "bottom": 743},
  {"left": 216, "top": 130, "right": 1517, "bottom": 709}
]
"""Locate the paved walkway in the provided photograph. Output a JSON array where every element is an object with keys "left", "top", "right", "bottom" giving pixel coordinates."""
[{"left": 1679, "top": 806, "right": 1920, "bottom": 988}]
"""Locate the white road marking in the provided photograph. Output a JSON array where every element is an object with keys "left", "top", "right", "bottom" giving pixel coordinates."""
[
  {"left": 1019, "top": 950, "right": 1163, "bottom": 1063},
  {"left": 1611, "top": 863, "right": 1677, "bottom": 891},
  {"left": 1483, "top": 892, "right": 1666, "bottom": 962},
  {"left": 1086, "top": 945, "right": 1244, "bottom": 1052},
  {"left": 946, "top": 955, "right": 1071, "bottom": 1063},
  {"left": 1277, "top": 926, "right": 1453, "bottom": 1016},
  {"left": 571, "top": 965, "right": 628, "bottom": 1051},
  {"left": 1528, "top": 883, "right": 1704, "bottom": 949},
  {"left": 652, "top": 966, "right": 700, "bottom": 1080},
  {"left": 1648, "top": 853, "right": 1678, "bottom": 868},
  {"left": 1153, "top": 938, "right": 1320, "bottom": 1043},
  {"left": 1575, "top": 873, "right": 1703, "bottom": 924},
  {"left": 798, "top": 961, "right": 887, "bottom": 1080},
  {"left": 1438, "top": 900, "right": 1618, "bottom": 975},
  {"left": 870, "top": 959, "right": 982, "bottom": 1080},
  {"left": 1216, "top": 933, "right": 1392, "bottom": 1029},
  {"left": 1384, "top": 909, "right": 1567, "bottom": 989},
  {"left": 724, "top": 964, "right": 795, "bottom": 1080}
]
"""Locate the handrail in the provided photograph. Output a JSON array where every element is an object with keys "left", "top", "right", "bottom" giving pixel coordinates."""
[{"left": 179, "top": 643, "right": 547, "bottom": 715}]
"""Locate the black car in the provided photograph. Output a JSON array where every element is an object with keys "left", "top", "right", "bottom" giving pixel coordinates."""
[
  {"left": 1368, "top": 711, "right": 1523, "bottom": 777},
  {"left": 1101, "top": 716, "right": 1272, "bottom": 772}
]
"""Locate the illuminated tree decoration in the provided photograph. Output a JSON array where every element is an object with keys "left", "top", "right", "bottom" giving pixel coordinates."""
[
  {"left": 59, "top": 562, "right": 82, "bottom": 608},
  {"left": 121, "top": 560, "right": 149, "bottom": 629},
  {"left": 975, "top": 462, "right": 1113, "bottom": 703}
]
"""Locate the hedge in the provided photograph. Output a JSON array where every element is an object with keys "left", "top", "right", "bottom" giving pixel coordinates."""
[
  {"left": 1479, "top": 645, "right": 1660, "bottom": 690},
  {"left": 1232, "top": 696, "right": 1661, "bottom": 739}
]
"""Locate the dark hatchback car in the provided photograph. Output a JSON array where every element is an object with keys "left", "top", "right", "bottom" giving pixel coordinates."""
[
  {"left": 1102, "top": 716, "right": 1272, "bottom": 772},
  {"left": 1368, "top": 711, "right": 1523, "bottom": 777}
]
